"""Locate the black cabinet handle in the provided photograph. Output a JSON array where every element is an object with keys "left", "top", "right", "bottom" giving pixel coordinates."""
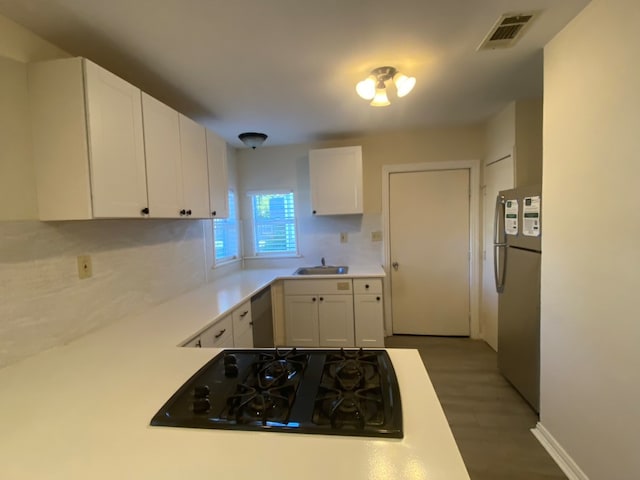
[
  {"left": 212, "top": 210, "right": 217, "bottom": 216},
  {"left": 141, "top": 207, "right": 149, "bottom": 215},
  {"left": 240, "top": 311, "right": 249, "bottom": 318},
  {"left": 195, "top": 339, "right": 202, "bottom": 348},
  {"left": 214, "top": 329, "right": 226, "bottom": 339},
  {"left": 179, "top": 209, "right": 186, "bottom": 216},
  {"left": 312, "top": 210, "right": 317, "bottom": 215},
  {"left": 376, "top": 296, "right": 381, "bottom": 301},
  {"left": 312, "top": 297, "right": 316, "bottom": 302},
  {"left": 186, "top": 209, "right": 192, "bottom": 216},
  {"left": 319, "top": 297, "right": 324, "bottom": 301},
  {"left": 365, "top": 284, "right": 370, "bottom": 289}
]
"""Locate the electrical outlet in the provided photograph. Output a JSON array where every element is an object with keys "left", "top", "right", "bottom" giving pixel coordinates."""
[
  {"left": 371, "top": 231, "right": 383, "bottom": 242},
  {"left": 340, "top": 232, "right": 348, "bottom": 243},
  {"left": 77, "top": 255, "right": 92, "bottom": 279}
]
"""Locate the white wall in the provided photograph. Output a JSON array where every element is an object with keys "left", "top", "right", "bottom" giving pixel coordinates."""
[
  {"left": 236, "top": 128, "right": 484, "bottom": 270},
  {"left": 541, "top": 0, "right": 640, "bottom": 478},
  {"left": 0, "top": 15, "right": 217, "bottom": 368}
]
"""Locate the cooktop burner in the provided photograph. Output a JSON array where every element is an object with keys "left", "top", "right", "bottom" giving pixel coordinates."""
[{"left": 151, "top": 348, "right": 403, "bottom": 438}]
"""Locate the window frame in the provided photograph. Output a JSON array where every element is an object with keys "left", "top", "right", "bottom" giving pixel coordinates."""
[
  {"left": 213, "top": 189, "right": 241, "bottom": 266},
  {"left": 248, "top": 189, "right": 300, "bottom": 258}
]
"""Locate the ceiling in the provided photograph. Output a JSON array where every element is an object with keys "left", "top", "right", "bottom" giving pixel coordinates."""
[{"left": 0, "top": 0, "right": 590, "bottom": 147}]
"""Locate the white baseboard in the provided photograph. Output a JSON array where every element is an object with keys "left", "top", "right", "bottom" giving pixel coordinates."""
[{"left": 531, "top": 422, "right": 589, "bottom": 480}]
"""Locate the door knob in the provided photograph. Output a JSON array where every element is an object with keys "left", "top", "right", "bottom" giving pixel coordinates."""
[{"left": 392, "top": 262, "right": 399, "bottom": 271}]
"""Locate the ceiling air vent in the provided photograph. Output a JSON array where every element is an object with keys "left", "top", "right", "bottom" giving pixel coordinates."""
[{"left": 477, "top": 12, "right": 539, "bottom": 50}]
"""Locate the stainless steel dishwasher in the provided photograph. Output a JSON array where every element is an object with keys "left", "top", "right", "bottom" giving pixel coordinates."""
[{"left": 251, "top": 286, "right": 274, "bottom": 347}]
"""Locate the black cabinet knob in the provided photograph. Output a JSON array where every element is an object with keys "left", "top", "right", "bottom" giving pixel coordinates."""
[
  {"left": 194, "top": 385, "right": 210, "bottom": 398},
  {"left": 192, "top": 398, "right": 210, "bottom": 414},
  {"left": 140, "top": 207, "right": 149, "bottom": 215},
  {"left": 186, "top": 209, "right": 192, "bottom": 216},
  {"left": 179, "top": 209, "right": 186, "bottom": 216},
  {"left": 365, "top": 284, "right": 370, "bottom": 289},
  {"left": 312, "top": 297, "right": 317, "bottom": 302},
  {"left": 319, "top": 297, "right": 324, "bottom": 301},
  {"left": 212, "top": 210, "right": 217, "bottom": 216},
  {"left": 224, "top": 363, "right": 239, "bottom": 378},
  {"left": 376, "top": 296, "right": 381, "bottom": 301},
  {"left": 312, "top": 210, "right": 317, "bottom": 214}
]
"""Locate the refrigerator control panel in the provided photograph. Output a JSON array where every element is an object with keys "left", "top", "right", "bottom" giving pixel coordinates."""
[
  {"left": 523, "top": 196, "right": 541, "bottom": 237},
  {"left": 505, "top": 199, "right": 519, "bottom": 235}
]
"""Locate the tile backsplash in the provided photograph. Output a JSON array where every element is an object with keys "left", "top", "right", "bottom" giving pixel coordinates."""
[{"left": 0, "top": 219, "right": 210, "bottom": 368}]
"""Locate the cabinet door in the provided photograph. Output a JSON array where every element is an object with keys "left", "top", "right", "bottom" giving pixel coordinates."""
[
  {"left": 179, "top": 114, "right": 210, "bottom": 218},
  {"left": 354, "top": 294, "right": 385, "bottom": 347},
  {"left": 318, "top": 294, "right": 355, "bottom": 347},
  {"left": 142, "top": 92, "right": 183, "bottom": 218},
  {"left": 309, "top": 146, "right": 363, "bottom": 215},
  {"left": 200, "top": 315, "right": 233, "bottom": 348},
  {"left": 284, "top": 295, "right": 319, "bottom": 347},
  {"left": 206, "top": 129, "right": 229, "bottom": 218},
  {"left": 234, "top": 327, "right": 254, "bottom": 348},
  {"left": 232, "top": 301, "right": 253, "bottom": 347},
  {"left": 84, "top": 60, "right": 148, "bottom": 218},
  {"left": 182, "top": 336, "right": 202, "bottom": 348}
]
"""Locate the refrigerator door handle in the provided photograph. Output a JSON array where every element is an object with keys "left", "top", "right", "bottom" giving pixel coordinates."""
[
  {"left": 494, "top": 194, "right": 507, "bottom": 293},
  {"left": 494, "top": 244, "right": 506, "bottom": 293},
  {"left": 493, "top": 194, "right": 506, "bottom": 245}
]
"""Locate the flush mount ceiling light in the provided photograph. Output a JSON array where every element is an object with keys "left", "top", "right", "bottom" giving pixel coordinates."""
[
  {"left": 356, "top": 66, "right": 416, "bottom": 107},
  {"left": 238, "top": 132, "right": 268, "bottom": 149}
]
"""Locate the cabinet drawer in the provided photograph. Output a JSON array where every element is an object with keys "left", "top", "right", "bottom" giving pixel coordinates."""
[
  {"left": 182, "top": 335, "right": 202, "bottom": 348},
  {"left": 353, "top": 279, "right": 382, "bottom": 295},
  {"left": 232, "top": 301, "right": 252, "bottom": 338},
  {"left": 284, "top": 279, "right": 352, "bottom": 295},
  {"left": 200, "top": 315, "right": 233, "bottom": 348}
]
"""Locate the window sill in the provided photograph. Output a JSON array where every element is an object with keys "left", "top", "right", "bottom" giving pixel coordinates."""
[
  {"left": 243, "top": 254, "right": 302, "bottom": 260},
  {"left": 213, "top": 257, "right": 242, "bottom": 269}
]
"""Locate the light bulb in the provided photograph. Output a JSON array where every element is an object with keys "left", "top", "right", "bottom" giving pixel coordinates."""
[
  {"left": 370, "top": 87, "right": 390, "bottom": 107},
  {"left": 356, "top": 76, "right": 376, "bottom": 100},
  {"left": 393, "top": 72, "right": 416, "bottom": 97}
]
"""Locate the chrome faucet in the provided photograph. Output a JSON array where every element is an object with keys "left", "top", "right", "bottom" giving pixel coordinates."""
[{"left": 321, "top": 257, "right": 326, "bottom": 267}]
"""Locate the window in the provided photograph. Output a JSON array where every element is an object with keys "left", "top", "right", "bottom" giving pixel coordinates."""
[
  {"left": 250, "top": 191, "right": 298, "bottom": 256},
  {"left": 213, "top": 190, "right": 239, "bottom": 264}
]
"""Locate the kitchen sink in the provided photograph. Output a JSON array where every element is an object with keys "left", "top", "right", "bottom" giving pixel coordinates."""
[{"left": 294, "top": 266, "right": 349, "bottom": 275}]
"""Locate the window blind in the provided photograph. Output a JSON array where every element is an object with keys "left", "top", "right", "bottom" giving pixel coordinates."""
[{"left": 251, "top": 192, "right": 298, "bottom": 255}]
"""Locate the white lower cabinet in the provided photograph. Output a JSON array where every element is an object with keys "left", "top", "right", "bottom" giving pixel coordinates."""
[
  {"left": 232, "top": 301, "right": 254, "bottom": 348},
  {"left": 200, "top": 315, "right": 234, "bottom": 348},
  {"left": 284, "top": 279, "right": 355, "bottom": 348},
  {"left": 353, "top": 279, "right": 384, "bottom": 347},
  {"left": 183, "top": 302, "right": 253, "bottom": 349}
]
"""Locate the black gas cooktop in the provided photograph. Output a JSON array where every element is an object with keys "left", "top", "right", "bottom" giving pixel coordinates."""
[{"left": 151, "top": 348, "right": 403, "bottom": 438}]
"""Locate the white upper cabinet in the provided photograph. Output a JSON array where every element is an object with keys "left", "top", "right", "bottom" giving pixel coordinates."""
[
  {"left": 142, "top": 93, "right": 183, "bottom": 218},
  {"left": 206, "top": 129, "right": 229, "bottom": 218},
  {"left": 29, "top": 57, "right": 148, "bottom": 220},
  {"left": 309, "top": 146, "right": 363, "bottom": 215},
  {"left": 142, "top": 94, "right": 211, "bottom": 219},
  {"left": 179, "top": 115, "right": 211, "bottom": 218}
]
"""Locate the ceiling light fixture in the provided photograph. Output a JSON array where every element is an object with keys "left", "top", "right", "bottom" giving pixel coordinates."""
[
  {"left": 238, "top": 132, "right": 268, "bottom": 149},
  {"left": 356, "top": 66, "right": 416, "bottom": 107}
]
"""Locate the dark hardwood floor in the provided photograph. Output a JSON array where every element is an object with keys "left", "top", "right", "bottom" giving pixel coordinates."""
[{"left": 385, "top": 335, "right": 567, "bottom": 480}]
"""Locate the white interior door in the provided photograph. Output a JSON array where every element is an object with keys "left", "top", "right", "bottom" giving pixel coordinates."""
[
  {"left": 390, "top": 169, "right": 470, "bottom": 336},
  {"left": 481, "top": 156, "right": 514, "bottom": 350}
]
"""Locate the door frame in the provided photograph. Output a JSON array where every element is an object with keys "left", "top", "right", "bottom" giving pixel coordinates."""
[{"left": 382, "top": 160, "right": 481, "bottom": 339}]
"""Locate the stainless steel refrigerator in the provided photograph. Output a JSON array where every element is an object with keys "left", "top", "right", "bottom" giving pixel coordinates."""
[{"left": 493, "top": 185, "right": 541, "bottom": 413}]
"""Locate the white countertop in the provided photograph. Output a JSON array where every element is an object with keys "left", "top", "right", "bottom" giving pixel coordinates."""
[{"left": 0, "top": 267, "right": 469, "bottom": 479}]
